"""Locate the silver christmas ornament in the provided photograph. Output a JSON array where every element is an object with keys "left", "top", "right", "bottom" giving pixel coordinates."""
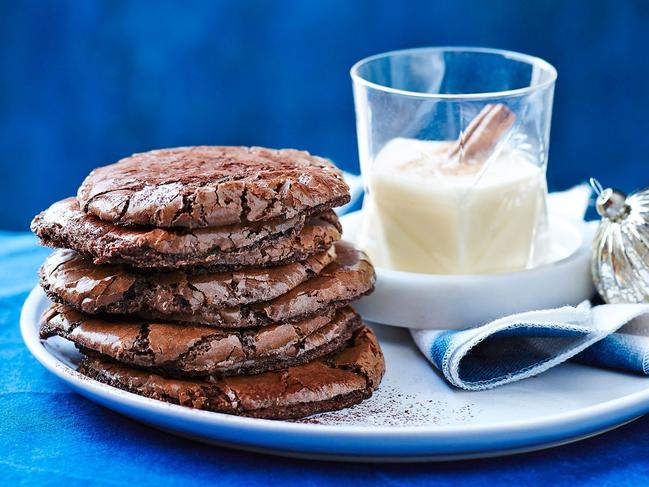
[{"left": 590, "top": 178, "right": 649, "bottom": 304}]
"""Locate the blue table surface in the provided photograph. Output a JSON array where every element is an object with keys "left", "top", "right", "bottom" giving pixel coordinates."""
[{"left": 2, "top": 231, "right": 649, "bottom": 486}]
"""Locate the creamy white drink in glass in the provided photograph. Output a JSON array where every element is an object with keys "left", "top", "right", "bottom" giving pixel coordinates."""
[
  {"left": 351, "top": 48, "right": 556, "bottom": 276},
  {"left": 359, "top": 138, "right": 546, "bottom": 274}
]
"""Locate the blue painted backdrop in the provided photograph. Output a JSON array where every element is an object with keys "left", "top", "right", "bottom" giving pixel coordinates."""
[{"left": 1, "top": 0, "right": 648, "bottom": 230}]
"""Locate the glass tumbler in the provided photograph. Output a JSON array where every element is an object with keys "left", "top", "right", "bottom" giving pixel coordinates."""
[{"left": 350, "top": 47, "right": 557, "bottom": 275}]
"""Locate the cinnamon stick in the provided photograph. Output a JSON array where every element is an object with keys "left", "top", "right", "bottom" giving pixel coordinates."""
[{"left": 446, "top": 103, "right": 516, "bottom": 165}]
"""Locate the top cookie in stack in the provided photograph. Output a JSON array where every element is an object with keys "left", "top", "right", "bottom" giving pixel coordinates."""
[
  {"left": 77, "top": 146, "right": 350, "bottom": 228},
  {"left": 32, "top": 146, "right": 384, "bottom": 420}
]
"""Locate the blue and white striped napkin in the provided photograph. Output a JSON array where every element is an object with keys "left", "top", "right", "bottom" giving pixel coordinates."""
[{"left": 411, "top": 303, "right": 649, "bottom": 390}]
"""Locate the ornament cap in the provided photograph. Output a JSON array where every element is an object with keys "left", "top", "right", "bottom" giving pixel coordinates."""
[{"left": 590, "top": 178, "right": 629, "bottom": 220}]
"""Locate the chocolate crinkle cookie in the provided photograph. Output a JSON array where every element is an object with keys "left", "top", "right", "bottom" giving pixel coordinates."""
[
  {"left": 31, "top": 198, "right": 342, "bottom": 269},
  {"left": 41, "top": 304, "right": 362, "bottom": 379},
  {"left": 40, "top": 246, "right": 337, "bottom": 311},
  {"left": 39, "top": 241, "right": 375, "bottom": 327},
  {"left": 77, "top": 146, "right": 350, "bottom": 229}
]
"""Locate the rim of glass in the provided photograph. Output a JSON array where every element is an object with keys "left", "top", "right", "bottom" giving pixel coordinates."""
[{"left": 350, "top": 46, "right": 557, "bottom": 100}]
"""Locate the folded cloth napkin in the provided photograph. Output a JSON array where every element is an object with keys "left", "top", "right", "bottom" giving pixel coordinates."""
[
  {"left": 407, "top": 184, "right": 649, "bottom": 390},
  {"left": 411, "top": 303, "right": 649, "bottom": 390}
]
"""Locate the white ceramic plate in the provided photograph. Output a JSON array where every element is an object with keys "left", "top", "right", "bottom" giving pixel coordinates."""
[
  {"left": 342, "top": 210, "right": 596, "bottom": 329},
  {"left": 22, "top": 287, "right": 649, "bottom": 461}
]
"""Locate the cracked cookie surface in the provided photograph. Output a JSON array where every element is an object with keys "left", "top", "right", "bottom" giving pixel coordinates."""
[
  {"left": 31, "top": 198, "right": 341, "bottom": 269},
  {"left": 41, "top": 304, "right": 361, "bottom": 378},
  {"left": 77, "top": 146, "right": 350, "bottom": 229},
  {"left": 77, "top": 325, "right": 384, "bottom": 419},
  {"left": 40, "top": 241, "right": 374, "bottom": 327},
  {"left": 40, "top": 245, "right": 336, "bottom": 313}
]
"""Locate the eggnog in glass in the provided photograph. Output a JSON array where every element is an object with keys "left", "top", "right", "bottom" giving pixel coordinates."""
[{"left": 351, "top": 48, "right": 556, "bottom": 274}]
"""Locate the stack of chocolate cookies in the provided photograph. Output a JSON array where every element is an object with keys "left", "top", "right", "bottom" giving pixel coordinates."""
[{"left": 31, "top": 146, "right": 384, "bottom": 419}]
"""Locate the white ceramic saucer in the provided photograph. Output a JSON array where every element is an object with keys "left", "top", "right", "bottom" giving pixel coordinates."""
[
  {"left": 341, "top": 210, "right": 596, "bottom": 329},
  {"left": 22, "top": 287, "right": 649, "bottom": 462}
]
